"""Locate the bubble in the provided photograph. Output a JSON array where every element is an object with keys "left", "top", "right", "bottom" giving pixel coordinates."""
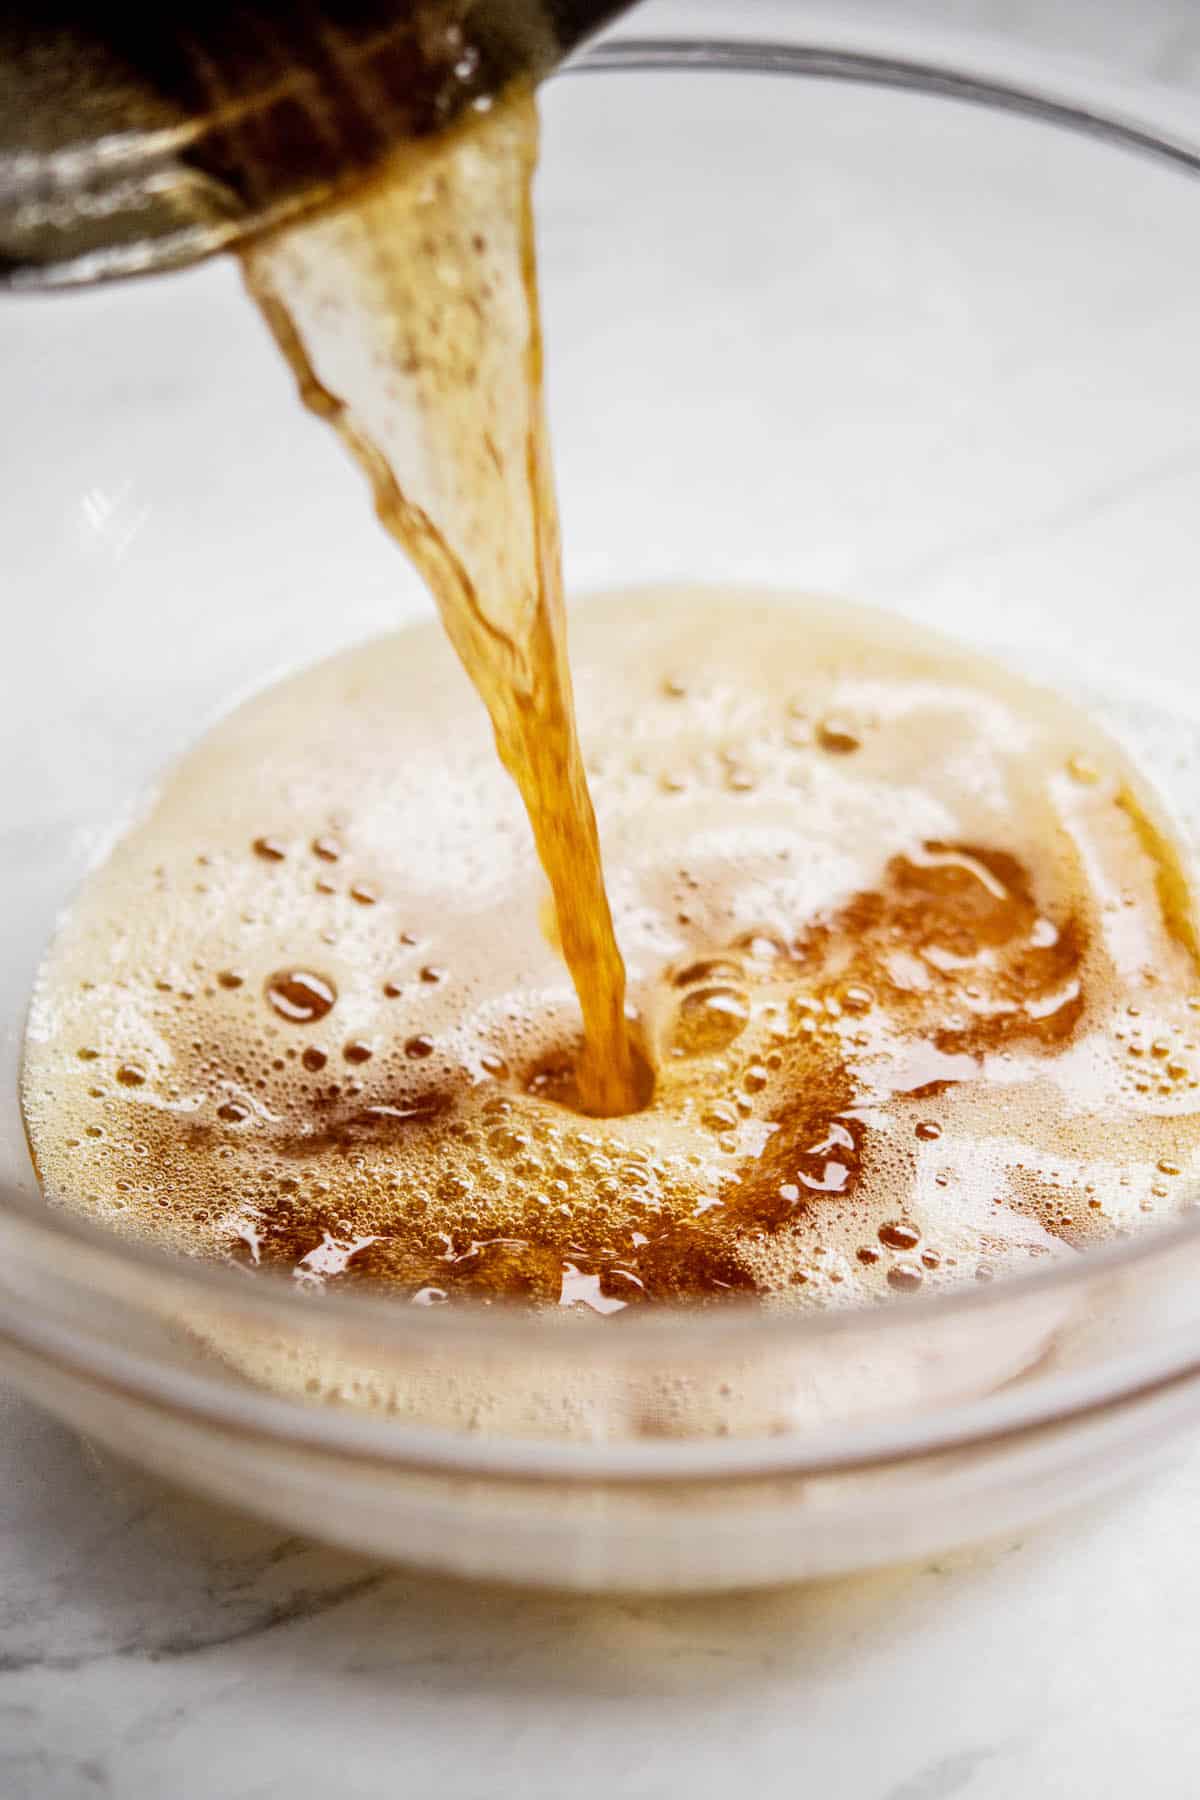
[
  {"left": 252, "top": 836, "right": 287, "bottom": 862},
  {"left": 670, "top": 987, "right": 750, "bottom": 1056},
  {"left": 887, "top": 1261, "right": 924, "bottom": 1292},
  {"left": 312, "top": 836, "right": 342, "bottom": 862},
  {"left": 1158, "top": 1158, "right": 1181, "bottom": 1177},
  {"left": 217, "top": 971, "right": 244, "bottom": 990},
  {"left": 217, "top": 1101, "right": 250, "bottom": 1124},
  {"left": 350, "top": 883, "right": 378, "bottom": 906},
  {"left": 480, "top": 1052, "right": 509, "bottom": 1078},
  {"left": 76, "top": 1047, "right": 99, "bottom": 1062},
  {"left": 1067, "top": 753, "right": 1101, "bottom": 785},
  {"left": 741, "top": 1064, "right": 768, "bottom": 1094},
  {"left": 115, "top": 1064, "right": 146, "bottom": 1088},
  {"left": 817, "top": 717, "right": 861, "bottom": 755},
  {"left": 405, "top": 1034, "right": 435, "bottom": 1059},
  {"left": 420, "top": 965, "right": 447, "bottom": 984},
  {"left": 264, "top": 970, "right": 337, "bottom": 1024},
  {"left": 737, "top": 933, "right": 787, "bottom": 963},
  {"left": 878, "top": 1220, "right": 921, "bottom": 1251},
  {"left": 489, "top": 1127, "right": 530, "bottom": 1159},
  {"left": 343, "top": 1041, "right": 373, "bottom": 1065},
  {"left": 915, "top": 1121, "right": 942, "bottom": 1142}
]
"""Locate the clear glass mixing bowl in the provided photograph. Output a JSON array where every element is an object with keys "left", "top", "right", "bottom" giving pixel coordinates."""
[{"left": 4, "top": 6, "right": 1200, "bottom": 1591}]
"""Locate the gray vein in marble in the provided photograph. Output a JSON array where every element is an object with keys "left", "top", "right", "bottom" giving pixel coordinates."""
[
  {"left": 0, "top": 1574, "right": 389, "bottom": 1676},
  {"left": 885, "top": 1746, "right": 1012, "bottom": 1800},
  {"left": 0, "top": 1749, "right": 111, "bottom": 1800}
]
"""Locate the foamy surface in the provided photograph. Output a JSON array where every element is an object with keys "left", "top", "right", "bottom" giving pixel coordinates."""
[{"left": 22, "top": 588, "right": 1200, "bottom": 1317}]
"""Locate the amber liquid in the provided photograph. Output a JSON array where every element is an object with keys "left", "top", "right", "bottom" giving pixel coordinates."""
[{"left": 241, "top": 92, "right": 638, "bottom": 1117}]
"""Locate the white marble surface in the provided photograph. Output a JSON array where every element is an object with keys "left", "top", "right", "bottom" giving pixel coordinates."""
[
  {"left": 7, "top": 1, "right": 1200, "bottom": 1794},
  {"left": 0, "top": 1379, "right": 1197, "bottom": 1799}
]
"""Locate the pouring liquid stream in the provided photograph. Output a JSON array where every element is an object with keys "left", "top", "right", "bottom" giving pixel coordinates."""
[{"left": 241, "top": 92, "right": 639, "bottom": 1118}]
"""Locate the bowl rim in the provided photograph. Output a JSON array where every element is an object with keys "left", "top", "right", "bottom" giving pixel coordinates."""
[
  {"left": 7, "top": 32, "right": 1200, "bottom": 1481},
  {"left": 577, "top": 33, "right": 1200, "bottom": 177}
]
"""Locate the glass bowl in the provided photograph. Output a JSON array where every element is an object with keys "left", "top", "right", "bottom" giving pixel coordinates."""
[{"left": 4, "top": 11, "right": 1200, "bottom": 1592}]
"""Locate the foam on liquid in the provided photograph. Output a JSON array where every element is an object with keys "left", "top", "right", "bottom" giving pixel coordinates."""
[{"left": 22, "top": 587, "right": 1200, "bottom": 1316}]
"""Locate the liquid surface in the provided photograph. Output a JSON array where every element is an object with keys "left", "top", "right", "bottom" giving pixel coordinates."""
[
  {"left": 22, "top": 588, "right": 1200, "bottom": 1314},
  {"left": 241, "top": 92, "right": 636, "bottom": 1116}
]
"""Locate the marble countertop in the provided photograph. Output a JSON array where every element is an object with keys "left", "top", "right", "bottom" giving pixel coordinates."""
[
  {"left": 6, "top": 2, "right": 1200, "bottom": 1795},
  {"left": 1, "top": 1381, "right": 1198, "bottom": 1799}
]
